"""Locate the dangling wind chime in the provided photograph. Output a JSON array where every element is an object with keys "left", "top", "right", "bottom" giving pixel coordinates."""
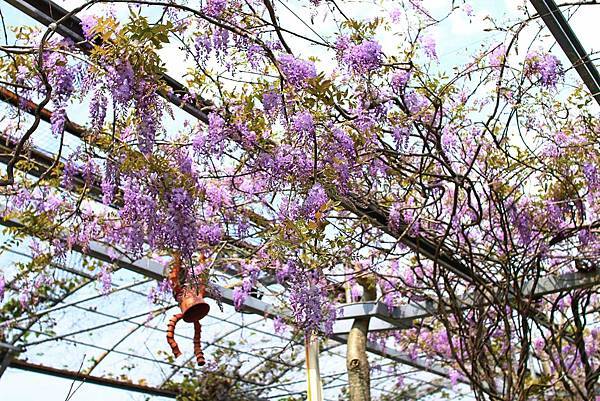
[{"left": 166, "top": 252, "right": 210, "bottom": 365}]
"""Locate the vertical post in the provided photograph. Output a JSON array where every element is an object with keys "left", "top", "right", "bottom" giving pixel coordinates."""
[
  {"left": 0, "top": 342, "right": 21, "bottom": 379},
  {"left": 305, "top": 333, "right": 323, "bottom": 401}
]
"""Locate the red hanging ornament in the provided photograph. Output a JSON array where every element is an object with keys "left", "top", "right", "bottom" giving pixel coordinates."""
[{"left": 166, "top": 252, "right": 210, "bottom": 365}]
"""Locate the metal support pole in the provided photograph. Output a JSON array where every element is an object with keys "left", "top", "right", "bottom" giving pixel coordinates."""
[
  {"left": 0, "top": 342, "right": 23, "bottom": 378},
  {"left": 305, "top": 334, "right": 323, "bottom": 401}
]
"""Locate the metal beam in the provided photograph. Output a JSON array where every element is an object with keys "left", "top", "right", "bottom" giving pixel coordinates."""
[
  {"left": 8, "top": 359, "right": 177, "bottom": 398},
  {"left": 333, "top": 270, "right": 600, "bottom": 334},
  {"left": 0, "top": 342, "right": 23, "bottom": 378},
  {"left": 530, "top": 0, "right": 600, "bottom": 105}
]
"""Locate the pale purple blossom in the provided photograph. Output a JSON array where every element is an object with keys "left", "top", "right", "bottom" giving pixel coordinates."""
[
  {"left": 80, "top": 14, "right": 98, "bottom": 40},
  {"left": 301, "top": 183, "right": 328, "bottom": 219},
  {"left": 262, "top": 91, "right": 281, "bottom": 116},
  {"left": 278, "top": 54, "right": 317, "bottom": 88},
  {"left": 420, "top": 36, "right": 437, "bottom": 60},
  {"left": 489, "top": 45, "right": 506, "bottom": 68},
  {"left": 525, "top": 51, "right": 563, "bottom": 88},
  {"left": 204, "top": 0, "right": 227, "bottom": 17},
  {"left": 391, "top": 70, "right": 411, "bottom": 92},
  {"left": 463, "top": 3, "right": 474, "bottom": 16},
  {"left": 390, "top": 8, "right": 402, "bottom": 23},
  {"left": 19, "top": 289, "right": 31, "bottom": 309},
  {"left": 98, "top": 265, "right": 112, "bottom": 295},
  {"left": 341, "top": 40, "right": 383, "bottom": 73},
  {"left": 291, "top": 111, "right": 315, "bottom": 136},
  {"left": 273, "top": 316, "right": 287, "bottom": 335}
]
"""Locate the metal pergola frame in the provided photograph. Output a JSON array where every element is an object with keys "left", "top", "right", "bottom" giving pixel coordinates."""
[{"left": 1, "top": 0, "right": 600, "bottom": 399}]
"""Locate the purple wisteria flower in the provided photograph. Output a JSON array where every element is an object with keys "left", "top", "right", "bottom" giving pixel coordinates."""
[
  {"left": 0, "top": 275, "right": 5, "bottom": 301},
  {"left": 525, "top": 51, "right": 563, "bottom": 88},
  {"left": 273, "top": 316, "right": 287, "bottom": 335},
  {"left": 301, "top": 183, "right": 328, "bottom": 219},
  {"left": 291, "top": 110, "right": 315, "bottom": 137},
  {"left": 233, "top": 261, "right": 260, "bottom": 310},
  {"left": 340, "top": 39, "right": 383, "bottom": 73},
  {"left": 107, "top": 59, "right": 135, "bottom": 105},
  {"left": 489, "top": 44, "right": 506, "bottom": 68},
  {"left": 463, "top": 4, "right": 474, "bottom": 16},
  {"left": 80, "top": 14, "right": 98, "bottom": 40},
  {"left": 147, "top": 279, "right": 171, "bottom": 304},
  {"left": 420, "top": 36, "right": 437, "bottom": 60},
  {"left": 388, "top": 202, "right": 403, "bottom": 232},
  {"left": 391, "top": 70, "right": 411, "bottom": 92},
  {"left": 391, "top": 126, "right": 410, "bottom": 150},
  {"left": 61, "top": 159, "right": 78, "bottom": 190},
  {"left": 278, "top": 262, "right": 336, "bottom": 335},
  {"left": 198, "top": 223, "right": 222, "bottom": 246},
  {"left": 583, "top": 162, "right": 599, "bottom": 192},
  {"left": 90, "top": 91, "right": 107, "bottom": 132},
  {"left": 98, "top": 265, "right": 112, "bottom": 295},
  {"left": 101, "top": 160, "right": 118, "bottom": 205},
  {"left": 19, "top": 288, "right": 31, "bottom": 309},
  {"left": 332, "top": 126, "right": 354, "bottom": 156},
  {"left": 277, "top": 54, "right": 317, "bottom": 88},
  {"left": 204, "top": 0, "right": 227, "bottom": 17},
  {"left": 390, "top": 8, "right": 402, "bottom": 23},
  {"left": 262, "top": 91, "right": 282, "bottom": 116}
]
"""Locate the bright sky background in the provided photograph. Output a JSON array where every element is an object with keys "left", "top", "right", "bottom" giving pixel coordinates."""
[{"left": 1, "top": 0, "right": 600, "bottom": 400}]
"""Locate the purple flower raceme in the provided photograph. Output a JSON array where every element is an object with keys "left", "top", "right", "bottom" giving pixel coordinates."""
[
  {"left": 489, "top": 45, "right": 507, "bottom": 69},
  {"left": 420, "top": 36, "right": 437, "bottom": 60},
  {"left": 338, "top": 39, "right": 383, "bottom": 73},
  {"left": 507, "top": 198, "right": 533, "bottom": 246},
  {"left": 301, "top": 183, "right": 328, "bottom": 219},
  {"left": 388, "top": 202, "right": 403, "bottom": 232},
  {"left": 198, "top": 223, "right": 222, "bottom": 246},
  {"left": 277, "top": 54, "right": 317, "bottom": 88},
  {"left": 391, "top": 126, "right": 410, "bottom": 150},
  {"left": 101, "top": 159, "right": 119, "bottom": 205},
  {"left": 0, "top": 275, "right": 5, "bottom": 301},
  {"left": 278, "top": 262, "right": 336, "bottom": 335},
  {"left": 583, "top": 162, "right": 600, "bottom": 192},
  {"left": 204, "top": 0, "right": 227, "bottom": 17},
  {"left": 525, "top": 51, "right": 563, "bottom": 88},
  {"left": 291, "top": 110, "right": 315, "bottom": 137},
  {"left": 49, "top": 107, "right": 67, "bottom": 138},
  {"left": 273, "top": 316, "right": 287, "bottom": 335},
  {"left": 44, "top": 51, "right": 75, "bottom": 106},
  {"left": 134, "top": 80, "right": 162, "bottom": 155},
  {"left": 61, "top": 159, "right": 78, "bottom": 190},
  {"left": 98, "top": 265, "right": 112, "bottom": 295},
  {"left": 106, "top": 59, "right": 135, "bottom": 105},
  {"left": 148, "top": 279, "right": 171, "bottom": 304},
  {"left": 391, "top": 70, "right": 411, "bottom": 92},
  {"left": 118, "top": 175, "right": 157, "bottom": 254},
  {"left": 80, "top": 14, "right": 98, "bottom": 40},
  {"left": 390, "top": 8, "right": 402, "bottom": 22},
  {"left": 262, "top": 91, "right": 282, "bottom": 116},
  {"left": 161, "top": 187, "right": 199, "bottom": 256},
  {"left": 233, "top": 261, "right": 260, "bottom": 311},
  {"left": 463, "top": 3, "right": 474, "bottom": 16},
  {"left": 19, "top": 288, "right": 31, "bottom": 309},
  {"left": 90, "top": 91, "right": 108, "bottom": 132},
  {"left": 194, "top": 112, "right": 228, "bottom": 156},
  {"left": 331, "top": 126, "right": 354, "bottom": 156}
]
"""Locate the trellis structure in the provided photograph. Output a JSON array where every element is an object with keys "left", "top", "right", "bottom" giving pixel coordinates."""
[{"left": 0, "top": 0, "right": 599, "bottom": 400}]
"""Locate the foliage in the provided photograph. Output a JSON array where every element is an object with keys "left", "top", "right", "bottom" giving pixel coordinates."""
[{"left": 0, "top": 1, "right": 599, "bottom": 400}]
